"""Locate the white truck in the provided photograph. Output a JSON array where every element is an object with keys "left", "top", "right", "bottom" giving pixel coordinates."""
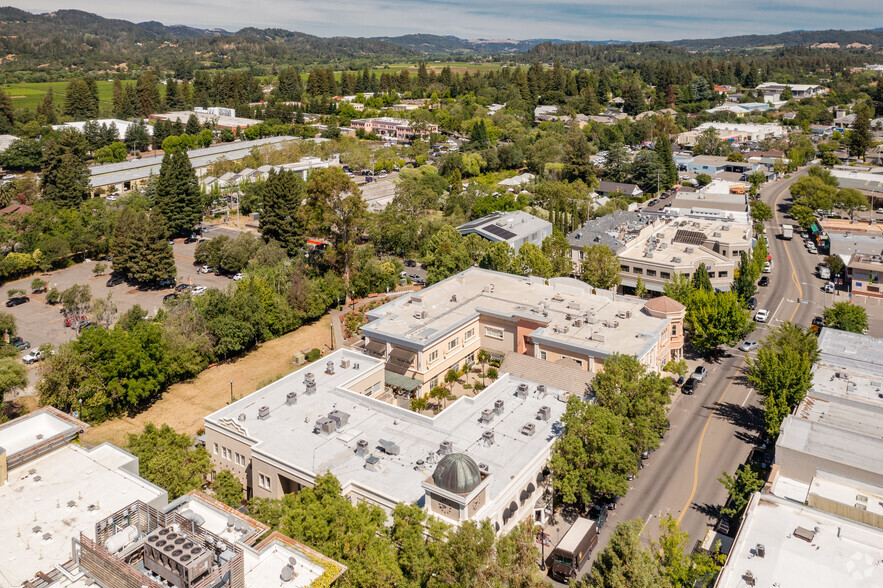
[
  {"left": 781, "top": 224, "right": 794, "bottom": 240},
  {"left": 818, "top": 264, "right": 831, "bottom": 280}
]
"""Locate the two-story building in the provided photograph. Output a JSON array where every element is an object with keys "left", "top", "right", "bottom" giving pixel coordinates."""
[
  {"left": 349, "top": 117, "right": 438, "bottom": 143},
  {"left": 456, "top": 211, "right": 552, "bottom": 251}
]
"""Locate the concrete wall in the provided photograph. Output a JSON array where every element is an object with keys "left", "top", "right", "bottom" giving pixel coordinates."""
[
  {"left": 776, "top": 446, "right": 883, "bottom": 488},
  {"left": 808, "top": 493, "right": 883, "bottom": 530}
]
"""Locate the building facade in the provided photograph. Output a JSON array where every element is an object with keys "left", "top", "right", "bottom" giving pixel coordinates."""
[{"left": 349, "top": 117, "right": 438, "bottom": 142}]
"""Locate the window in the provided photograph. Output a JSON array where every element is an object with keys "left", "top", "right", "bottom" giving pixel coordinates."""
[
  {"left": 672, "top": 324, "right": 678, "bottom": 336},
  {"left": 646, "top": 269, "right": 656, "bottom": 277},
  {"left": 429, "top": 377, "right": 439, "bottom": 389},
  {"left": 633, "top": 268, "right": 643, "bottom": 275},
  {"left": 465, "top": 328, "right": 475, "bottom": 341},
  {"left": 222, "top": 447, "right": 230, "bottom": 460},
  {"left": 428, "top": 350, "right": 438, "bottom": 364},
  {"left": 707, "top": 271, "right": 715, "bottom": 278},
  {"left": 718, "top": 271, "right": 728, "bottom": 278},
  {"left": 485, "top": 326, "right": 504, "bottom": 340},
  {"left": 213, "top": 443, "right": 218, "bottom": 454},
  {"left": 540, "top": 351, "right": 547, "bottom": 360},
  {"left": 259, "top": 474, "right": 271, "bottom": 490},
  {"left": 733, "top": 251, "right": 741, "bottom": 256},
  {"left": 661, "top": 272, "right": 671, "bottom": 280},
  {"left": 621, "top": 265, "right": 630, "bottom": 273},
  {"left": 574, "top": 359, "right": 583, "bottom": 367},
  {"left": 447, "top": 338, "right": 459, "bottom": 351}
]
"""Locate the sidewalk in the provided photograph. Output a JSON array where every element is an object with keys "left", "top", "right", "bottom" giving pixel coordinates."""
[{"left": 330, "top": 289, "right": 414, "bottom": 349}]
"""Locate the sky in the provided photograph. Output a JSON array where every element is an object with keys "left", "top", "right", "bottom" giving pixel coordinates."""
[{"left": 11, "top": 1, "right": 883, "bottom": 41}]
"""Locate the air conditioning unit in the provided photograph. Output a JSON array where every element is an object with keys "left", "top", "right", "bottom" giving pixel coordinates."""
[
  {"left": 257, "top": 406, "right": 270, "bottom": 420},
  {"left": 286, "top": 392, "right": 297, "bottom": 405},
  {"left": 355, "top": 439, "right": 369, "bottom": 457},
  {"left": 315, "top": 417, "right": 336, "bottom": 434},
  {"left": 494, "top": 399, "right": 505, "bottom": 415},
  {"left": 516, "top": 383, "right": 529, "bottom": 398},
  {"left": 537, "top": 406, "right": 552, "bottom": 421},
  {"left": 537, "top": 384, "right": 547, "bottom": 394},
  {"left": 521, "top": 423, "right": 536, "bottom": 436},
  {"left": 328, "top": 410, "right": 350, "bottom": 429},
  {"left": 439, "top": 440, "right": 453, "bottom": 455},
  {"left": 340, "top": 358, "right": 351, "bottom": 369},
  {"left": 481, "top": 409, "right": 495, "bottom": 423},
  {"left": 482, "top": 430, "right": 495, "bottom": 445},
  {"left": 325, "top": 361, "right": 335, "bottom": 375},
  {"left": 378, "top": 439, "right": 400, "bottom": 455}
]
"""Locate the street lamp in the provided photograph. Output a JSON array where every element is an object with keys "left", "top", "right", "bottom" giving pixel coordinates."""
[
  {"left": 539, "top": 526, "right": 547, "bottom": 571},
  {"left": 230, "top": 379, "right": 233, "bottom": 404}
]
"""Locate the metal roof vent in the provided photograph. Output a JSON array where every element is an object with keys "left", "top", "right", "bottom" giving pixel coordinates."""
[
  {"left": 521, "top": 422, "right": 536, "bottom": 436},
  {"left": 479, "top": 463, "right": 489, "bottom": 473},
  {"left": 379, "top": 439, "right": 400, "bottom": 455},
  {"left": 494, "top": 399, "right": 505, "bottom": 415},
  {"left": 237, "top": 413, "right": 246, "bottom": 422},
  {"left": 257, "top": 406, "right": 270, "bottom": 420},
  {"left": 286, "top": 392, "right": 298, "bottom": 405},
  {"left": 516, "top": 383, "right": 529, "bottom": 398},
  {"left": 482, "top": 430, "right": 495, "bottom": 445},
  {"left": 756, "top": 544, "right": 765, "bottom": 558},
  {"left": 481, "top": 409, "right": 495, "bottom": 423},
  {"left": 325, "top": 361, "right": 335, "bottom": 375},
  {"left": 355, "top": 439, "right": 369, "bottom": 457},
  {"left": 340, "top": 358, "right": 351, "bottom": 369},
  {"left": 685, "top": 247, "right": 694, "bottom": 253},
  {"left": 439, "top": 440, "right": 453, "bottom": 455},
  {"left": 672, "top": 257, "right": 682, "bottom": 263},
  {"left": 744, "top": 570, "right": 756, "bottom": 586},
  {"left": 364, "top": 455, "right": 381, "bottom": 472},
  {"left": 328, "top": 410, "right": 350, "bottom": 429},
  {"left": 315, "top": 417, "right": 335, "bottom": 435},
  {"left": 537, "top": 384, "right": 547, "bottom": 394},
  {"left": 537, "top": 406, "right": 552, "bottom": 421}
]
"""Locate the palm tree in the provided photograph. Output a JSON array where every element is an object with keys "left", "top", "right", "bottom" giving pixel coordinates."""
[{"left": 477, "top": 349, "right": 490, "bottom": 387}]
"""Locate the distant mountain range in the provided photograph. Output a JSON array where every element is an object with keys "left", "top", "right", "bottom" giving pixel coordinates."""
[{"left": 371, "top": 34, "right": 628, "bottom": 54}]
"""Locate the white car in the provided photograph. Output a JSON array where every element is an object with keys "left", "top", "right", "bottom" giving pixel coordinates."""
[
  {"left": 22, "top": 349, "right": 43, "bottom": 364},
  {"left": 191, "top": 286, "right": 207, "bottom": 295},
  {"left": 755, "top": 309, "right": 770, "bottom": 323},
  {"left": 824, "top": 281, "right": 835, "bottom": 293},
  {"left": 763, "top": 262, "right": 772, "bottom": 273},
  {"left": 232, "top": 273, "right": 243, "bottom": 281}
]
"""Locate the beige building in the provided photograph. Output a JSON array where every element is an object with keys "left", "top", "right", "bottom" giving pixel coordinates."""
[
  {"left": 847, "top": 252, "right": 883, "bottom": 298},
  {"left": 361, "top": 268, "right": 685, "bottom": 397}
]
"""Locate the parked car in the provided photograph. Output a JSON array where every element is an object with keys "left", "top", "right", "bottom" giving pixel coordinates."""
[
  {"left": 763, "top": 262, "right": 772, "bottom": 273},
  {"left": 755, "top": 309, "right": 770, "bottom": 323},
  {"left": 184, "top": 236, "right": 197, "bottom": 244},
  {"left": 232, "top": 273, "right": 244, "bottom": 281},
  {"left": 587, "top": 503, "right": 609, "bottom": 530},
  {"left": 5, "top": 296, "right": 28, "bottom": 307},
  {"left": 11, "top": 336, "right": 29, "bottom": 351},
  {"left": 163, "top": 293, "right": 178, "bottom": 303},
  {"left": 191, "top": 286, "right": 207, "bottom": 296},
  {"left": 22, "top": 349, "right": 43, "bottom": 364},
  {"left": 812, "top": 316, "right": 825, "bottom": 330},
  {"left": 404, "top": 259, "right": 417, "bottom": 267},
  {"left": 175, "top": 283, "right": 190, "bottom": 292},
  {"left": 106, "top": 276, "right": 124, "bottom": 287},
  {"left": 739, "top": 340, "right": 760, "bottom": 352},
  {"left": 758, "top": 276, "right": 770, "bottom": 287},
  {"left": 692, "top": 365, "right": 708, "bottom": 382},
  {"left": 682, "top": 377, "right": 699, "bottom": 395},
  {"left": 158, "top": 278, "right": 174, "bottom": 288},
  {"left": 824, "top": 281, "right": 835, "bottom": 293},
  {"left": 168, "top": 239, "right": 176, "bottom": 246},
  {"left": 747, "top": 297, "right": 757, "bottom": 310}
]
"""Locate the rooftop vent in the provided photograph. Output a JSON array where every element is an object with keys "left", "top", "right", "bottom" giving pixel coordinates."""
[
  {"left": 685, "top": 247, "right": 694, "bottom": 253},
  {"left": 516, "top": 383, "right": 529, "bottom": 398},
  {"left": 481, "top": 409, "right": 495, "bottom": 423},
  {"left": 379, "top": 439, "right": 400, "bottom": 455},
  {"left": 713, "top": 232, "right": 722, "bottom": 238},
  {"left": 744, "top": 571, "right": 756, "bottom": 587},
  {"left": 794, "top": 526, "right": 815, "bottom": 542},
  {"left": 305, "top": 372, "right": 315, "bottom": 383},
  {"left": 479, "top": 463, "right": 489, "bottom": 473},
  {"left": 315, "top": 417, "right": 336, "bottom": 435},
  {"left": 756, "top": 544, "right": 765, "bottom": 558},
  {"left": 537, "top": 406, "right": 552, "bottom": 421},
  {"left": 660, "top": 242, "right": 668, "bottom": 249},
  {"left": 644, "top": 252, "right": 654, "bottom": 258},
  {"left": 257, "top": 406, "right": 270, "bottom": 420},
  {"left": 521, "top": 423, "right": 536, "bottom": 436},
  {"left": 325, "top": 361, "right": 335, "bottom": 375},
  {"left": 593, "top": 333, "right": 606, "bottom": 342},
  {"left": 439, "top": 440, "right": 453, "bottom": 455},
  {"left": 451, "top": 294, "right": 458, "bottom": 302},
  {"left": 482, "top": 430, "right": 495, "bottom": 445},
  {"left": 340, "top": 358, "right": 351, "bottom": 369},
  {"left": 573, "top": 318, "right": 583, "bottom": 327},
  {"left": 328, "top": 410, "right": 350, "bottom": 429},
  {"left": 355, "top": 439, "right": 369, "bottom": 457},
  {"left": 494, "top": 399, "right": 505, "bottom": 415},
  {"left": 537, "top": 384, "right": 547, "bottom": 394},
  {"left": 672, "top": 257, "right": 682, "bottom": 263},
  {"left": 364, "top": 455, "right": 381, "bottom": 472},
  {"left": 237, "top": 413, "right": 246, "bottom": 422},
  {"left": 286, "top": 392, "right": 298, "bottom": 406}
]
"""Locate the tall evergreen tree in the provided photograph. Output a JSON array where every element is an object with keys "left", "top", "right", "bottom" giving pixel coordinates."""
[
  {"left": 277, "top": 66, "right": 302, "bottom": 101},
  {"left": 136, "top": 72, "right": 161, "bottom": 117},
  {"left": 165, "top": 79, "right": 182, "bottom": 110},
  {"left": 64, "top": 78, "right": 98, "bottom": 120},
  {"left": 111, "top": 208, "right": 176, "bottom": 283},
  {"left": 41, "top": 129, "right": 91, "bottom": 207},
  {"left": 655, "top": 138, "right": 677, "bottom": 191},
  {"left": 185, "top": 113, "right": 201, "bottom": 135},
  {"left": 124, "top": 121, "right": 150, "bottom": 153},
  {"left": 0, "top": 89, "right": 14, "bottom": 134},
  {"left": 155, "top": 151, "right": 202, "bottom": 235},
  {"left": 848, "top": 108, "right": 872, "bottom": 159},
  {"left": 260, "top": 168, "right": 307, "bottom": 255},
  {"left": 36, "top": 88, "right": 58, "bottom": 124}
]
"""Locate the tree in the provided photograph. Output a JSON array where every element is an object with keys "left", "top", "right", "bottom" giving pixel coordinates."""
[
  {"left": 579, "top": 244, "right": 621, "bottom": 290},
  {"left": 586, "top": 519, "right": 665, "bottom": 588},
  {"left": 126, "top": 423, "right": 212, "bottom": 500},
  {"left": 0, "top": 357, "right": 27, "bottom": 399},
  {"left": 211, "top": 470, "right": 244, "bottom": 507},
  {"left": 718, "top": 464, "right": 764, "bottom": 519},
  {"left": 124, "top": 121, "right": 151, "bottom": 153},
  {"left": 94, "top": 142, "right": 128, "bottom": 164},
  {"left": 726, "top": 151, "right": 746, "bottom": 162},
  {"left": 693, "top": 127, "right": 725, "bottom": 156},
  {"left": 541, "top": 230, "right": 574, "bottom": 277},
  {"left": 111, "top": 208, "right": 176, "bottom": 283},
  {"left": 824, "top": 254, "right": 844, "bottom": 277},
  {"left": 653, "top": 514, "right": 723, "bottom": 587},
  {"left": 135, "top": 72, "right": 161, "bottom": 117},
  {"left": 635, "top": 276, "right": 648, "bottom": 298},
  {"left": 691, "top": 263, "right": 713, "bottom": 292},
  {"left": 750, "top": 201, "right": 773, "bottom": 223},
  {"left": 564, "top": 124, "right": 596, "bottom": 184},
  {"left": 306, "top": 167, "right": 367, "bottom": 280},
  {"left": 686, "top": 290, "right": 754, "bottom": 353},
  {"left": 603, "top": 142, "right": 632, "bottom": 183},
  {"left": 663, "top": 273, "right": 696, "bottom": 306},
  {"left": 513, "top": 242, "right": 554, "bottom": 278},
  {"left": 155, "top": 151, "right": 202, "bottom": 235},
  {"left": 847, "top": 108, "right": 872, "bottom": 159},
  {"left": 732, "top": 251, "right": 757, "bottom": 303},
  {"left": 260, "top": 169, "right": 307, "bottom": 255},
  {"left": 63, "top": 78, "right": 98, "bottom": 119},
  {"left": 695, "top": 173, "right": 712, "bottom": 186},
  {"left": 41, "top": 129, "right": 91, "bottom": 208},
  {"left": 30, "top": 278, "right": 47, "bottom": 293},
  {"left": 0, "top": 139, "right": 43, "bottom": 171},
  {"left": 60, "top": 284, "right": 92, "bottom": 326},
  {"left": 656, "top": 138, "right": 677, "bottom": 190},
  {"left": 833, "top": 188, "right": 869, "bottom": 221},
  {"left": 823, "top": 302, "right": 868, "bottom": 333},
  {"left": 36, "top": 88, "right": 58, "bottom": 124},
  {"left": 90, "top": 293, "right": 118, "bottom": 328},
  {"left": 422, "top": 225, "right": 471, "bottom": 286},
  {"left": 550, "top": 398, "right": 636, "bottom": 505}
]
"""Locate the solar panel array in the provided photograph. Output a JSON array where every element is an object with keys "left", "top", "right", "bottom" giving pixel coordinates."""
[
  {"left": 672, "top": 229, "right": 707, "bottom": 246},
  {"left": 484, "top": 224, "right": 517, "bottom": 240}
]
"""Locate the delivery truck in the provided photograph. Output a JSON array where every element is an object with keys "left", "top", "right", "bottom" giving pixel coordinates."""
[
  {"left": 818, "top": 264, "right": 831, "bottom": 280},
  {"left": 549, "top": 518, "right": 598, "bottom": 582},
  {"left": 781, "top": 225, "right": 793, "bottom": 240}
]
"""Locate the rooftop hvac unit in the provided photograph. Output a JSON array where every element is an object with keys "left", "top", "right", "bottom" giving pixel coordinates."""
[
  {"left": 479, "top": 463, "right": 489, "bottom": 473},
  {"left": 537, "top": 406, "right": 552, "bottom": 421},
  {"left": 481, "top": 409, "right": 495, "bottom": 423},
  {"left": 685, "top": 247, "right": 694, "bottom": 253},
  {"left": 257, "top": 406, "right": 270, "bottom": 420},
  {"left": 355, "top": 439, "right": 369, "bottom": 457},
  {"left": 672, "top": 257, "right": 682, "bottom": 263},
  {"left": 756, "top": 544, "right": 765, "bottom": 558},
  {"left": 237, "top": 413, "right": 246, "bottom": 422},
  {"left": 364, "top": 455, "right": 381, "bottom": 472},
  {"left": 516, "top": 383, "right": 529, "bottom": 398},
  {"left": 561, "top": 325, "right": 569, "bottom": 333},
  {"left": 537, "top": 384, "right": 547, "bottom": 394},
  {"left": 482, "top": 430, "right": 495, "bottom": 445},
  {"left": 660, "top": 242, "right": 668, "bottom": 249},
  {"left": 439, "top": 440, "right": 453, "bottom": 455},
  {"left": 593, "top": 332, "right": 607, "bottom": 342},
  {"left": 713, "top": 232, "right": 722, "bottom": 238},
  {"left": 340, "top": 358, "right": 351, "bottom": 369},
  {"left": 304, "top": 372, "right": 315, "bottom": 383},
  {"left": 656, "top": 233, "right": 664, "bottom": 239},
  {"left": 567, "top": 301, "right": 581, "bottom": 311},
  {"left": 573, "top": 318, "right": 583, "bottom": 327},
  {"left": 744, "top": 571, "right": 756, "bottom": 587},
  {"left": 494, "top": 399, "right": 505, "bottom": 415},
  {"left": 286, "top": 392, "right": 298, "bottom": 405},
  {"left": 315, "top": 417, "right": 336, "bottom": 434},
  {"left": 325, "top": 361, "right": 335, "bottom": 375},
  {"left": 305, "top": 379, "right": 317, "bottom": 395},
  {"left": 379, "top": 439, "right": 400, "bottom": 455},
  {"left": 328, "top": 410, "right": 350, "bottom": 429},
  {"left": 451, "top": 294, "right": 458, "bottom": 302},
  {"left": 644, "top": 252, "right": 654, "bottom": 258},
  {"left": 521, "top": 423, "right": 536, "bottom": 436}
]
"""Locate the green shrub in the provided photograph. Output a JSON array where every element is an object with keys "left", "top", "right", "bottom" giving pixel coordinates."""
[
  {"left": 305, "top": 348, "right": 322, "bottom": 362},
  {"left": 45, "top": 287, "right": 60, "bottom": 304}
]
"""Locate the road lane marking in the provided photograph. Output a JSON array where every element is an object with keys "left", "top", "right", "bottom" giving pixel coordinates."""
[
  {"left": 677, "top": 357, "right": 746, "bottom": 525},
  {"left": 741, "top": 387, "right": 753, "bottom": 407},
  {"left": 771, "top": 297, "right": 786, "bottom": 321},
  {"left": 771, "top": 176, "right": 804, "bottom": 314}
]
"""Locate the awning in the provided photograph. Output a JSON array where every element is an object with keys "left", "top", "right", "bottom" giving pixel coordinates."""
[
  {"left": 365, "top": 340, "right": 387, "bottom": 358},
  {"left": 389, "top": 348, "right": 416, "bottom": 367},
  {"left": 384, "top": 370, "right": 422, "bottom": 392}
]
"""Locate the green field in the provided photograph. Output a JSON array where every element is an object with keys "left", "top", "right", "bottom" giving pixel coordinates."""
[
  {"left": 374, "top": 61, "right": 503, "bottom": 74},
  {"left": 3, "top": 80, "right": 119, "bottom": 112}
]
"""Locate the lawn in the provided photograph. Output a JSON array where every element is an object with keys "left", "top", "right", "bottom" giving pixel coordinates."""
[
  {"left": 3, "top": 80, "right": 122, "bottom": 112},
  {"left": 375, "top": 61, "right": 503, "bottom": 75}
]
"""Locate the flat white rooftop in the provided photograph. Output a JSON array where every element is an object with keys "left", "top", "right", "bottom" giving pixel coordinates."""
[
  {"left": 717, "top": 493, "right": 883, "bottom": 588},
  {"left": 243, "top": 540, "right": 330, "bottom": 588},
  {"left": 0, "top": 443, "right": 166, "bottom": 586},
  {"left": 817, "top": 328, "right": 883, "bottom": 378},
  {"left": 809, "top": 470, "right": 883, "bottom": 519},
  {"left": 811, "top": 364, "right": 883, "bottom": 409},
  {"left": 205, "top": 348, "right": 567, "bottom": 511},
  {"left": 0, "top": 410, "right": 79, "bottom": 457},
  {"left": 362, "top": 268, "right": 668, "bottom": 358}
]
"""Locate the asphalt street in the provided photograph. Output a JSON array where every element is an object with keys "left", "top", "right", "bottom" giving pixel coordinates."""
[{"left": 564, "top": 172, "right": 825, "bottom": 582}]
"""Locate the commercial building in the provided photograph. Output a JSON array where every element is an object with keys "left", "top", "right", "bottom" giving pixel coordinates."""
[
  {"left": 676, "top": 155, "right": 757, "bottom": 177},
  {"left": 676, "top": 122, "right": 787, "bottom": 147},
  {"left": 204, "top": 348, "right": 567, "bottom": 534},
  {"left": 716, "top": 492, "right": 883, "bottom": 588},
  {"left": 360, "top": 268, "right": 685, "bottom": 397},
  {"left": 846, "top": 252, "right": 883, "bottom": 298},
  {"left": 595, "top": 181, "right": 643, "bottom": 198},
  {"left": 349, "top": 117, "right": 438, "bottom": 143},
  {"left": 456, "top": 211, "right": 552, "bottom": 251},
  {"left": 149, "top": 109, "right": 262, "bottom": 130},
  {"left": 615, "top": 217, "right": 752, "bottom": 293},
  {"left": 755, "top": 82, "right": 826, "bottom": 102},
  {"left": 53, "top": 118, "right": 154, "bottom": 139},
  {"left": 89, "top": 136, "right": 297, "bottom": 194},
  {"left": 668, "top": 187, "right": 752, "bottom": 223},
  {"left": 201, "top": 156, "right": 338, "bottom": 190},
  {"left": 567, "top": 210, "right": 660, "bottom": 260}
]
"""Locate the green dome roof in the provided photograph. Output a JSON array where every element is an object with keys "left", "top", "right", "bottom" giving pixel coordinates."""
[{"left": 432, "top": 453, "right": 481, "bottom": 494}]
